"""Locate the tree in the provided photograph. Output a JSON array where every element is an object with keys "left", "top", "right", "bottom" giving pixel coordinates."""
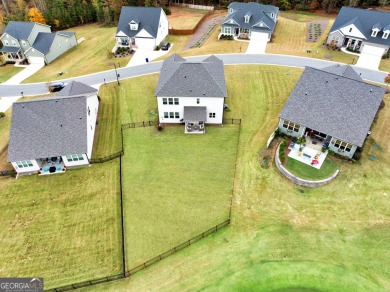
[
  {"left": 1, "top": 0, "right": 10, "bottom": 16},
  {"left": 28, "top": 7, "right": 46, "bottom": 24}
]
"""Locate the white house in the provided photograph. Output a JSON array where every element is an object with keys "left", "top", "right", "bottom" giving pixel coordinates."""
[
  {"left": 115, "top": 6, "right": 168, "bottom": 51},
  {"left": 7, "top": 81, "right": 99, "bottom": 175},
  {"left": 155, "top": 54, "right": 227, "bottom": 134}
]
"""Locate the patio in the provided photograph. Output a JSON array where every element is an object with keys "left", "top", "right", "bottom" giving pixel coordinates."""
[
  {"left": 288, "top": 142, "right": 328, "bottom": 169},
  {"left": 39, "top": 158, "right": 66, "bottom": 175}
]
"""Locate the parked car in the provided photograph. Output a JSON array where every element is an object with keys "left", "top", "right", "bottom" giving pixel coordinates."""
[
  {"left": 48, "top": 82, "right": 65, "bottom": 92},
  {"left": 161, "top": 42, "right": 171, "bottom": 51}
]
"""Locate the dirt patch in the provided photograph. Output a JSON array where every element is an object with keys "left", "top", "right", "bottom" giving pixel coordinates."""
[{"left": 306, "top": 20, "right": 328, "bottom": 43}]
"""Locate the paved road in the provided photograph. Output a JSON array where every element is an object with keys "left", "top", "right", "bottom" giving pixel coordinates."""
[{"left": 0, "top": 54, "right": 387, "bottom": 97}]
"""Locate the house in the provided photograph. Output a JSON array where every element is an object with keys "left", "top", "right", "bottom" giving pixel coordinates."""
[
  {"left": 278, "top": 64, "right": 385, "bottom": 159},
  {"left": 7, "top": 81, "right": 99, "bottom": 175},
  {"left": 115, "top": 6, "right": 168, "bottom": 51},
  {"left": 326, "top": 7, "right": 390, "bottom": 65},
  {"left": 155, "top": 54, "right": 227, "bottom": 134},
  {"left": 221, "top": 2, "right": 278, "bottom": 41},
  {"left": 0, "top": 21, "right": 77, "bottom": 64}
]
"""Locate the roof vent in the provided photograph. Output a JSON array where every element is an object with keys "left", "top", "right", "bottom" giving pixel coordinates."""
[
  {"left": 326, "top": 80, "right": 328, "bottom": 83},
  {"left": 184, "top": 76, "right": 187, "bottom": 78},
  {"left": 305, "top": 92, "right": 308, "bottom": 95},
  {"left": 79, "top": 117, "right": 82, "bottom": 120},
  {"left": 60, "top": 124, "right": 62, "bottom": 127},
  {"left": 370, "top": 89, "right": 373, "bottom": 92},
  {"left": 203, "top": 93, "right": 206, "bottom": 96}
]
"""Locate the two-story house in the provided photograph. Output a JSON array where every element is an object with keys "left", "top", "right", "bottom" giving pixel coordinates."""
[
  {"left": 0, "top": 21, "right": 77, "bottom": 64},
  {"left": 115, "top": 6, "right": 168, "bottom": 51},
  {"left": 221, "top": 2, "right": 279, "bottom": 41},
  {"left": 155, "top": 54, "right": 227, "bottom": 134}
]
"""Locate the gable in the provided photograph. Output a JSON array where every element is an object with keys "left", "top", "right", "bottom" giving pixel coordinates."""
[
  {"left": 252, "top": 21, "right": 270, "bottom": 29},
  {"left": 116, "top": 30, "right": 127, "bottom": 37},
  {"left": 135, "top": 28, "right": 153, "bottom": 38},
  {"left": 339, "top": 24, "right": 366, "bottom": 39},
  {"left": 223, "top": 18, "right": 240, "bottom": 26}
]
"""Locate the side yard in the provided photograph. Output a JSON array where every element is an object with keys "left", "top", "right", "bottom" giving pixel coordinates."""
[{"left": 168, "top": 6, "right": 209, "bottom": 30}]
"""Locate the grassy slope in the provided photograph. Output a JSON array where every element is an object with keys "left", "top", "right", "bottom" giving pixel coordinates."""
[
  {"left": 168, "top": 7, "right": 208, "bottom": 30},
  {"left": 24, "top": 24, "right": 131, "bottom": 83},
  {"left": 0, "top": 160, "right": 122, "bottom": 289},
  {"left": 122, "top": 125, "right": 238, "bottom": 268},
  {"left": 85, "top": 66, "right": 390, "bottom": 292},
  {"left": 0, "top": 65, "right": 23, "bottom": 83}
]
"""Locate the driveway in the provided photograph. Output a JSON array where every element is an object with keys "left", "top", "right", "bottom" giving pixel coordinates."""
[
  {"left": 126, "top": 46, "right": 173, "bottom": 67},
  {"left": 246, "top": 32, "right": 268, "bottom": 54},
  {"left": 2, "top": 62, "right": 45, "bottom": 85},
  {"left": 355, "top": 44, "right": 385, "bottom": 70}
]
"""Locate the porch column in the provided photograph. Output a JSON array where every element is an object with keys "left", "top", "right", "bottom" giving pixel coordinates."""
[{"left": 353, "top": 40, "right": 358, "bottom": 50}]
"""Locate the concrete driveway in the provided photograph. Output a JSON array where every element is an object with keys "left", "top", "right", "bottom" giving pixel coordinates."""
[
  {"left": 126, "top": 45, "right": 173, "bottom": 67},
  {"left": 246, "top": 32, "right": 268, "bottom": 54},
  {"left": 2, "top": 62, "right": 45, "bottom": 85},
  {"left": 355, "top": 44, "right": 385, "bottom": 70}
]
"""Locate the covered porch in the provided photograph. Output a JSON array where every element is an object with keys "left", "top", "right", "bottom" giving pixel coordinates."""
[
  {"left": 38, "top": 156, "right": 66, "bottom": 175},
  {"left": 183, "top": 106, "right": 206, "bottom": 134},
  {"left": 0, "top": 46, "right": 26, "bottom": 62},
  {"left": 342, "top": 37, "right": 363, "bottom": 52}
]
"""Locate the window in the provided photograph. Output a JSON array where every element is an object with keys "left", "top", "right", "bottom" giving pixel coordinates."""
[
  {"left": 282, "top": 120, "right": 300, "bottom": 133},
  {"left": 383, "top": 32, "right": 389, "bottom": 39},
  {"left": 164, "top": 112, "right": 168, "bottom": 118},
  {"left": 66, "top": 154, "right": 84, "bottom": 162},
  {"left": 4, "top": 40, "right": 9, "bottom": 45},
  {"left": 130, "top": 24, "right": 137, "bottom": 30},
  {"left": 371, "top": 30, "right": 378, "bottom": 37},
  {"left": 244, "top": 16, "right": 250, "bottom": 23},
  {"left": 12, "top": 40, "right": 16, "bottom": 46},
  {"left": 209, "top": 113, "right": 216, "bottom": 118},
  {"left": 349, "top": 27, "right": 352, "bottom": 33},
  {"left": 224, "top": 27, "right": 231, "bottom": 35},
  {"left": 174, "top": 98, "right": 179, "bottom": 105},
  {"left": 332, "top": 139, "right": 353, "bottom": 152},
  {"left": 175, "top": 112, "right": 179, "bottom": 119},
  {"left": 197, "top": 98, "right": 200, "bottom": 104},
  {"left": 168, "top": 98, "right": 173, "bottom": 105},
  {"left": 229, "top": 8, "right": 233, "bottom": 13},
  {"left": 16, "top": 160, "right": 34, "bottom": 168},
  {"left": 21, "top": 41, "right": 26, "bottom": 46},
  {"left": 169, "top": 112, "right": 174, "bottom": 118},
  {"left": 242, "top": 28, "right": 249, "bottom": 34},
  {"left": 271, "top": 13, "right": 274, "bottom": 18},
  {"left": 163, "top": 98, "right": 167, "bottom": 105},
  {"left": 164, "top": 112, "right": 179, "bottom": 119}
]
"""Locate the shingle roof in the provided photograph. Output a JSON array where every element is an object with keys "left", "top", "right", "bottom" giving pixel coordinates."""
[
  {"left": 57, "top": 31, "right": 75, "bottom": 37},
  {"left": 56, "top": 81, "right": 98, "bottom": 97},
  {"left": 8, "top": 95, "right": 88, "bottom": 162},
  {"left": 183, "top": 106, "right": 207, "bottom": 122},
  {"left": 279, "top": 67, "right": 385, "bottom": 147},
  {"left": 320, "top": 64, "right": 363, "bottom": 81},
  {"left": 0, "top": 46, "right": 21, "bottom": 53},
  {"left": 116, "top": 6, "right": 163, "bottom": 38},
  {"left": 31, "top": 32, "right": 56, "bottom": 55},
  {"left": 155, "top": 54, "right": 227, "bottom": 97},
  {"left": 223, "top": 2, "right": 278, "bottom": 33},
  {"left": 3, "top": 21, "right": 36, "bottom": 40},
  {"left": 330, "top": 7, "right": 390, "bottom": 46}
]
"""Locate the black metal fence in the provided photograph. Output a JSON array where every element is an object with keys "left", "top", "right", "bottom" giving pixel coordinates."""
[
  {"left": 121, "top": 120, "right": 156, "bottom": 130},
  {"left": 90, "top": 150, "right": 124, "bottom": 164},
  {"left": 126, "top": 219, "right": 230, "bottom": 277},
  {"left": 223, "top": 118, "right": 242, "bottom": 125},
  {"left": 46, "top": 273, "right": 124, "bottom": 292}
]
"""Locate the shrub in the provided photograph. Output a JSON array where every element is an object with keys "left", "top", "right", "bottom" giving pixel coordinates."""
[
  {"left": 0, "top": 112, "right": 5, "bottom": 118},
  {"left": 157, "top": 125, "right": 163, "bottom": 132},
  {"left": 155, "top": 45, "right": 160, "bottom": 51},
  {"left": 274, "top": 128, "right": 281, "bottom": 138},
  {"left": 353, "top": 150, "right": 362, "bottom": 160},
  {"left": 162, "top": 6, "right": 171, "bottom": 15}
]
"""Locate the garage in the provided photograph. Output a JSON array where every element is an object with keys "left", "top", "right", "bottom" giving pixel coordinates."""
[
  {"left": 355, "top": 44, "right": 385, "bottom": 70},
  {"left": 134, "top": 38, "right": 156, "bottom": 50},
  {"left": 28, "top": 56, "right": 45, "bottom": 65},
  {"left": 246, "top": 32, "right": 269, "bottom": 54}
]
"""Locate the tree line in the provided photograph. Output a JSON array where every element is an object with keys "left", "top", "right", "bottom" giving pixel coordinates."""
[{"left": 0, "top": 0, "right": 389, "bottom": 33}]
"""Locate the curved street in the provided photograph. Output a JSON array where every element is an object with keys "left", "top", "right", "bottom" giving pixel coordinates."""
[{"left": 0, "top": 53, "right": 387, "bottom": 98}]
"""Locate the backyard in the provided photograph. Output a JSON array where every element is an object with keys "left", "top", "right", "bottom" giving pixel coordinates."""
[
  {"left": 85, "top": 65, "right": 390, "bottom": 291},
  {"left": 168, "top": 6, "right": 209, "bottom": 30}
]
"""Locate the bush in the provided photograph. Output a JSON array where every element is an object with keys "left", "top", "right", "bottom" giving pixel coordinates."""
[
  {"left": 155, "top": 45, "right": 160, "bottom": 51},
  {"left": 0, "top": 112, "right": 5, "bottom": 118},
  {"left": 274, "top": 128, "right": 281, "bottom": 138},
  {"left": 353, "top": 150, "right": 362, "bottom": 160},
  {"left": 157, "top": 125, "right": 163, "bottom": 132},
  {"left": 162, "top": 6, "right": 171, "bottom": 15}
]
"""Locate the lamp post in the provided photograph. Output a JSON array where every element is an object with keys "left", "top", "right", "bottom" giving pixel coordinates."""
[
  {"left": 113, "top": 62, "right": 120, "bottom": 86},
  {"left": 21, "top": 91, "right": 24, "bottom": 98}
]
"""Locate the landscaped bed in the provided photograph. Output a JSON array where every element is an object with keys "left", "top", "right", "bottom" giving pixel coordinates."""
[{"left": 122, "top": 125, "right": 239, "bottom": 268}]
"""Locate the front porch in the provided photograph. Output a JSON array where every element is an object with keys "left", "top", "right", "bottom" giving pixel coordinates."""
[
  {"left": 39, "top": 157, "right": 66, "bottom": 175},
  {"left": 342, "top": 37, "right": 362, "bottom": 53},
  {"left": 0, "top": 50, "right": 26, "bottom": 62}
]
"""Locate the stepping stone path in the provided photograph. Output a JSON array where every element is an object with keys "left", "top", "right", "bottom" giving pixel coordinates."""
[{"left": 306, "top": 20, "right": 328, "bottom": 43}]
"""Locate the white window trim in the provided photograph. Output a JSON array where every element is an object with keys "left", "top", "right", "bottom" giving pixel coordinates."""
[
  {"left": 383, "top": 32, "right": 389, "bottom": 39},
  {"left": 371, "top": 30, "right": 378, "bottom": 37},
  {"left": 66, "top": 154, "right": 84, "bottom": 162},
  {"left": 244, "top": 16, "right": 250, "bottom": 23},
  {"left": 16, "top": 160, "right": 34, "bottom": 168},
  {"left": 282, "top": 120, "right": 300, "bottom": 133}
]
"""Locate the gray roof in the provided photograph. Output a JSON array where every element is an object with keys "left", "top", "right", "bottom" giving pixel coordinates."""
[
  {"left": 320, "top": 64, "right": 363, "bottom": 81},
  {"left": 155, "top": 54, "right": 227, "bottom": 97},
  {"left": 3, "top": 21, "right": 36, "bottom": 40},
  {"left": 57, "top": 31, "right": 75, "bottom": 37},
  {"left": 56, "top": 81, "right": 98, "bottom": 97},
  {"left": 183, "top": 106, "right": 207, "bottom": 122},
  {"left": 8, "top": 95, "right": 88, "bottom": 162},
  {"left": 31, "top": 32, "right": 56, "bottom": 55},
  {"left": 279, "top": 67, "right": 385, "bottom": 147},
  {"left": 116, "top": 6, "right": 163, "bottom": 38},
  {"left": 330, "top": 7, "right": 390, "bottom": 47},
  {"left": 223, "top": 2, "right": 278, "bottom": 34},
  {"left": 0, "top": 46, "right": 21, "bottom": 53}
]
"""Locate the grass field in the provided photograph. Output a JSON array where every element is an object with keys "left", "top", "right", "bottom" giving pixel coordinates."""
[
  {"left": 0, "top": 159, "right": 122, "bottom": 289},
  {"left": 284, "top": 154, "right": 340, "bottom": 180},
  {"left": 86, "top": 66, "right": 390, "bottom": 291},
  {"left": 122, "top": 125, "right": 238, "bottom": 268},
  {"left": 24, "top": 24, "right": 131, "bottom": 83},
  {"left": 168, "top": 7, "right": 208, "bottom": 30},
  {"left": 0, "top": 64, "right": 23, "bottom": 83}
]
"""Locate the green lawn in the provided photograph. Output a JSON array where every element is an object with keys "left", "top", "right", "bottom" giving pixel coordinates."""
[
  {"left": 284, "top": 154, "right": 340, "bottom": 180},
  {"left": 0, "top": 64, "right": 23, "bottom": 83},
  {"left": 24, "top": 23, "right": 131, "bottom": 83},
  {"left": 122, "top": 125, "right": 239, "bottom": 268},
  {"left": 0, "top": 160, "right": 122, "bottom": 289},
  {"left": 85, "top": 66, "right": 390, "bottom": 292}
]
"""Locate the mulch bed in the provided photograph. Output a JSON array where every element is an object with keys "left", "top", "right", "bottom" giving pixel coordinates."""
[{"left": 306, "top": 20, "right": 328, "bottom": 43}]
